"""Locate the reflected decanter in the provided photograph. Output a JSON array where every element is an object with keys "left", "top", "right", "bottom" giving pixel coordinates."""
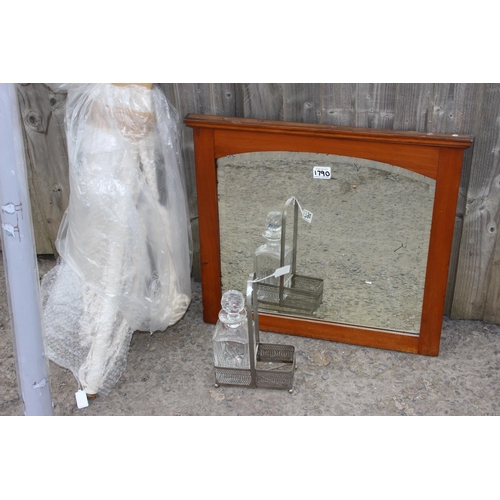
[
  {"left": 254, "top": 211, "right": 292, "bottom": 302},
  {"left": 213, "top": 290, "right": 250, "bottom": 369}
]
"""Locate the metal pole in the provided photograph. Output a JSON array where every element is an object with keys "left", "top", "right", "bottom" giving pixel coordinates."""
[{"left": 0, "top": 83, "right": 53, "bottom": 416}]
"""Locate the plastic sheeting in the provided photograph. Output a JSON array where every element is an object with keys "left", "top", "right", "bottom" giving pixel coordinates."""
[{"left": 41, "top": 84, "right": 192, "bottom": 396}]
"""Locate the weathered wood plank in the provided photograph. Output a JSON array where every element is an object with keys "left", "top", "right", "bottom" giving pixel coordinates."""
[
  {"left": 355, "top": 83, "right": 396, "bottom": 129},
  {"left": 17, "top": 83, "right": 69, "bottom": 255},
  {"left": 484, "top": 172, "right": 500, "bottom": 323},
  {"left": 428, "top": 83, "right": 478, "bottom": 133},
  {"left": 392, "top": 83, "right": 434, "bottom": 131},
  {"left": 236, "top": 83, "right": 284, "bottom": 120},
  {"left": 451, "top": 83, "right": 500, "bottom": 319},
  {"left": 208, "top": 83, "right": 237, "bottom": 116},
  {"left": 320, "top": 83, "right": 357, "bottom": 126},
  {"left": 282, "top": 83, "right": 321, "bottom": 123}
]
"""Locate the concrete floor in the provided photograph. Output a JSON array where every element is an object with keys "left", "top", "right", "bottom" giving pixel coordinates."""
[{"left": 1, "top": 254, "right": 500, "bottom": 416}]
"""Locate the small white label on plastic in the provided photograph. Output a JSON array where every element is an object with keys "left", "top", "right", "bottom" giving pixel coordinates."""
[
  {"left": 313, "top": 166, "right": 331, "bottom": 179},
  {"left": 2, "top": 223, "right": 15, "bottom": 238},
  {"left": 273, "top": 265, "right": 291, "bottom": 278},
  {"left": 301, "top": 209, "right": 313, "bottom": 223},
  {"left": 32, "top": 379, "right": 47, "bottom": 389},
  {"left": 1, "top": 203, "right": 16, "bottom": 214},
  {"left": 75, "top": 390, "right": 89, "bottom": 409}
]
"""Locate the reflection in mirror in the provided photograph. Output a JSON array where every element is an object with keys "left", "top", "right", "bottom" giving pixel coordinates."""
[{"left": 217, "top": 152, "right": 436, "bottom": 334}]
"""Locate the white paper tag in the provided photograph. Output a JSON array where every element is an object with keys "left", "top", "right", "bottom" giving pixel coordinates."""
[
  {"left": 1, "top": 203, "right": 16, "bottom": 214},
  {"left": 2, "top": 223, "right": 16, "bottom": 238},
  {"left": 301, "top": 209, "right": 313, "bottom": 223},
  {"left": 313, "top": 166, "right": 331, "bottom": 179},
  {"left": 75, "top": 390, "right": 89, "bottom": 409},
  {"left": 273, "top": 265, "right": 291, "bottom": 278}
]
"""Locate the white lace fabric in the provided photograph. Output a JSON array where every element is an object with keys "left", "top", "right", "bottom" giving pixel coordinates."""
[{"left": 41, "top": 84, "right": 192, "bottom": 396}]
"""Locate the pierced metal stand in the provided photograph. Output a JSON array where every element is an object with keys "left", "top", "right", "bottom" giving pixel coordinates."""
[
  {"left": 257, "top": 197, "right": 324, "bottom": 315},
  {"left": 214, "top": 274, "right": 296, "bottom": 392}
]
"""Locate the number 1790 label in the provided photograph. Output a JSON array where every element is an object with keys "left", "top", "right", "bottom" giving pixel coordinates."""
[{"left": 313, "top": 166, "right": 331, "bottom": 179}]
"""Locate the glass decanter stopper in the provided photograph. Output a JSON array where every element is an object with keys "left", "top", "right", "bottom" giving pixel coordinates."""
[
  {"left": 213, "top": 290, "right": 250, "bottom": 369},
  {"left": 254, "top": 211, "right": 292, "bottom": 302}
]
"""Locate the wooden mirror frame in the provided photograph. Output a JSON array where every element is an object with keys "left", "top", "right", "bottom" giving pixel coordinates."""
[{"left": 185, "top": 114, "right": 473, "bottom": 356}]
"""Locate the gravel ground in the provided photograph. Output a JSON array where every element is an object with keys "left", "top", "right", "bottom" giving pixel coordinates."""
[{"left": 1, "top": 253, "right": 500, "bottom": 416}]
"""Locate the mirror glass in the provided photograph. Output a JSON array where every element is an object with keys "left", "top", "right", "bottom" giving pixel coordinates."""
[{"left": 217, "top": 151, "right": 436, "bottom": 334}]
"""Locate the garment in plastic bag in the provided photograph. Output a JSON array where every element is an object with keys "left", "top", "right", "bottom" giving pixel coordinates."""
[{"left": 41, "top": 83, "right": 192, "bottom": 396}]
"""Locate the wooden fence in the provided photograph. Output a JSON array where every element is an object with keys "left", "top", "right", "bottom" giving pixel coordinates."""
[{"left": 17, "top": 83, "right": 500, "bottom": 323}]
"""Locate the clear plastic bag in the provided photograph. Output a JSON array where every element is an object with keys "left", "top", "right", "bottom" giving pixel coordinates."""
[{"left": 41, "top": 84, "right": 192, "bottom": 396}]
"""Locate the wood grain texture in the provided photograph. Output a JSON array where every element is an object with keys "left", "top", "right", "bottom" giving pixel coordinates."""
[
  {"left": 210, "top": 129, "right": 442, "bottom": 179},
  {"left": 259, "top": 313, "right": 420, "bottom": 354},
  {"left": 451, "top": 84, "right": 500, "bottom": 320},
  {"left": 283, "top": 83, "right": 321, "bottom": 123},
  {"left": 355, "top": 83, "right": 396, "bottom": 129},
  {"left": 191, "top": 127, "right": 220, "bottom": 323},
  {"left": 484, "top": 184, "right": 500, "bottom": 323},
  {"left": 321, "top": 83, "right": 357, "bottom": 126},
  {"left": 419, "top": 148, "right": 465, "bottom": 355},
  {"left": 393, "top": 83, "right": 434, "bottom": 131},
  {"left": 185, "top": 113, "right": 472, "bottom": 147},
  {"left": 17, "top": 83, "right": 69, "bottom": 255},
  {"left": 238, "top": 83, "right": 284, "bottom": 120}
]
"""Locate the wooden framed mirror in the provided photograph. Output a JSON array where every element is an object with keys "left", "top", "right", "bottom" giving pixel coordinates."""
[{"left": 185, "top": 114, "right": 473, "bottom": 356}]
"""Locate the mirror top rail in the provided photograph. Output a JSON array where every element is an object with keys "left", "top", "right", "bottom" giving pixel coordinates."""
[{"left": 184, "top": 113, "right": 473, "bottom": 149}]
